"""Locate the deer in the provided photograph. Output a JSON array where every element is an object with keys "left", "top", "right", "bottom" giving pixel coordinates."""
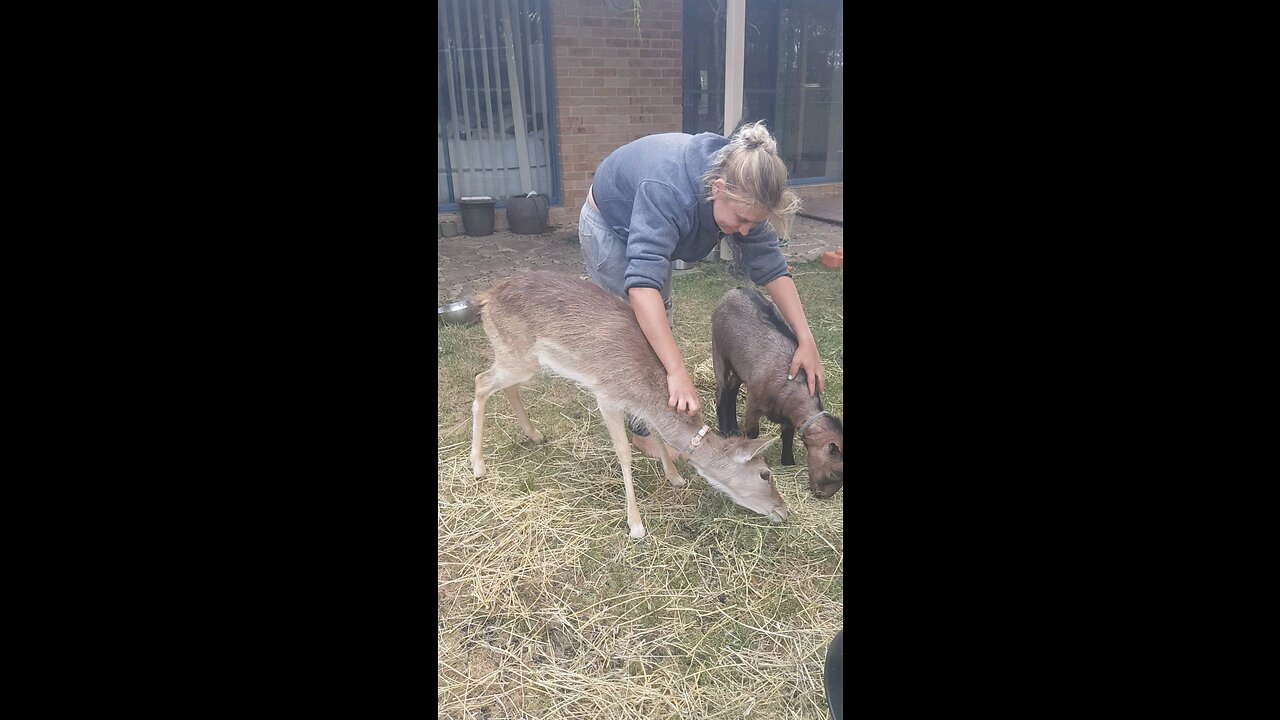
[
  {"left": 469, "top": 271, "right": 788, "bottom": 540},
  {"left": 711, "top": 287, "right": 844, "bottom": 499}
]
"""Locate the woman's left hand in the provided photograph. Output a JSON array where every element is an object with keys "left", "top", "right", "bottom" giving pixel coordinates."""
[{"left": 788, "top": 338, "right": 825, "bottom": 396}]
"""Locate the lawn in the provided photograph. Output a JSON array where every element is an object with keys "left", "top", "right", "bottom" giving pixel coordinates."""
[{"left": 437, "top": 259, "right": 844, "bottom": 719}]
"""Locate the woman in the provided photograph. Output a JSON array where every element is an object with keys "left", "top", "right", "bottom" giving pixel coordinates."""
[{"left": 579, "top": 121, "right": 825, "bottom": 458}]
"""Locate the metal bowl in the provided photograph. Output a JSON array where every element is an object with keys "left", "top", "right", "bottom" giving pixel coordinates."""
[{"left": 438, "top": 298, "right": 480, "bottom": 325}]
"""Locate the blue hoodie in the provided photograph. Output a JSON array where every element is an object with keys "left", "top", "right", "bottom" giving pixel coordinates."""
[{"left": 591, "top": 132, "right": 790, "bottom": 294}]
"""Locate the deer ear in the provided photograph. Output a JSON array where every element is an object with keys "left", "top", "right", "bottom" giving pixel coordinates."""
[{"left": 736, "top": 436, "right": 777, "bottom": 462}]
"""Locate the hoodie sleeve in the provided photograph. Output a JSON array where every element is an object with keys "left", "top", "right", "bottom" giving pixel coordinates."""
[
  {"left": 623, "top": 180, "right": 692, "bottom": 293},
  {"left": 732, "top": 220, "right": 791, "bottom": 286}
]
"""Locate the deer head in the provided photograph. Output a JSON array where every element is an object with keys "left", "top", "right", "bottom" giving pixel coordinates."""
[{"left": 688, "top": 434, "right": 788, "bottom": 522}]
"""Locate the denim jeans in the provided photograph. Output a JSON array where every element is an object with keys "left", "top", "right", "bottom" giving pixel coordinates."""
[{"left": 578, "top": 202, "right": 674, "bottom": 328}]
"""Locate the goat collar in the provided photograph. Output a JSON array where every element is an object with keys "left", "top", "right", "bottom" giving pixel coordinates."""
[
  {"left": 798, "top": 410, "right": 829, "bottom": 440},
  {"left": 687, "top": 424, "right": 711, "bottom": 453}
]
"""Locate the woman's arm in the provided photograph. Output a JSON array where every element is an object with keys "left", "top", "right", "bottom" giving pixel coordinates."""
[
  {"left": 628, "top": 287, "right": 700, "bottom": 416},
  {"left": 763, "top": 275, "right": 825, "bottom": 396}
]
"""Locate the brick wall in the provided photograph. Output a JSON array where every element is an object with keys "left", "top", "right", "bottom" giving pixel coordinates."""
[{"left": 545, "top": 0, "right": 683, "bottom": 227}]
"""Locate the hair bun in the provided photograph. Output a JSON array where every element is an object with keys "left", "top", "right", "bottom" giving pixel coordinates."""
[
  {"left": 703, "top": 120, "right": 794, "bottom": 216},
  {"left": 735, "top": 121, "right": 777, "bottom": 154}
]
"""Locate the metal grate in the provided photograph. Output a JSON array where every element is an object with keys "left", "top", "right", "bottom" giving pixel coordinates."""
[{"left": 438, "top": 0, "right": 556, "bottom": 206}]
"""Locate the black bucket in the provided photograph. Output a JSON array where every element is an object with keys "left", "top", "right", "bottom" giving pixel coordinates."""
[
  {"left": 507, "top": 193, "right": 549, "bottom": 234},
  {"left": 459, "top": 197, "right": 496, "bottom": 236}
]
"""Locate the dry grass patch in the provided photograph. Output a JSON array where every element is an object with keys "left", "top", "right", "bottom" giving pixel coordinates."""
[{"left": 438, "top": 261, "right": 844, "bottom": 719}]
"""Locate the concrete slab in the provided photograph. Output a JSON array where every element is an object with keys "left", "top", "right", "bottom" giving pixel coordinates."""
[
  {"left": 797, "top": 197, "right": 843, "bottom": 224},
  {"left": 437, "top": 214, "right": 843, "bottom": 304}
]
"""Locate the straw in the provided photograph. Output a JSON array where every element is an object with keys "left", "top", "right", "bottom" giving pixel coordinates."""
[{"left": 438, "top": 261, "right": 844, "bottom": 719}]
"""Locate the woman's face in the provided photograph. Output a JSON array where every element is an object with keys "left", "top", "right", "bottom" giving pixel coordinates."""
[{"left": 711, "top": 180, "right": 769, "bottom": 237}]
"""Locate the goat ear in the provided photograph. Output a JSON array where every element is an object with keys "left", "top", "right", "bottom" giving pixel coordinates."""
[{"left": 736, "top": 436, "right": 777, "bottom": 462}]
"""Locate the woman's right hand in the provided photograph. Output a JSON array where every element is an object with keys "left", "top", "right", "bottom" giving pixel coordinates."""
[{"left": 666, "top": 368, "right": 701, "bottom": 416}]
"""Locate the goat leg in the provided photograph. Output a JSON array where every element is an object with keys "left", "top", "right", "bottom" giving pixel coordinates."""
[
  {"left": 743, "top": 394, "right": 763, "bottom": 440},
  {"left": 713, "top": 354, "right": 742, "bottom": 436},
  {"left": 780, "top": 423, "right": 796, "bottom": 466}
]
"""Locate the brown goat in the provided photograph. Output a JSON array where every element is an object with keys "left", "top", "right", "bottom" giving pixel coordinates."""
[
  {"left": 470, "top": 271, "right": 788, "bottom": 539},
  {"left": 711, "top": 287, "right": 844, "bottom": 498}
]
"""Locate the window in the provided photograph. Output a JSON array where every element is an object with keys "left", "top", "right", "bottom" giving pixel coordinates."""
[
  {"left": 750, "top": 0, "right": 843, "bottom": 182},
  {"left": 683, "top": 0, "right": 844, "bottom": 184},
  {"left": 681, "top": 0, "right": 728, "bottom": 135},
  {"left": 438, "top": 0, "right": 558, "bottom": 209}
]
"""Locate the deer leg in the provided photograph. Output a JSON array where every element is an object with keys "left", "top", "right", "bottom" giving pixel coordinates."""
[
  {"left": 502, "top": 386, "right": 544, "bottom": 444},
  {"left": 655, "top": 438, "right": 686, "bottom": 488},
  {"left": 598, "top": 402, "right": 646, "bottom": 540},
  {"left": 780, "top": 424, "right": 796, "bottom": 466},
  {"left": 471, "top": 362, "right": 537, "bottom": 478},
  {"left": 743, "top": 394, "right": 763, "bottom": 440},
  {"left": 470, "top": 369, "right": 497, "bottom": 478}
]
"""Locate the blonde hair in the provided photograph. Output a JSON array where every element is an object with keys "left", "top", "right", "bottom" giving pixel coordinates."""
[{"left": 701, "top": 121, "right": 803, "bottom": 239}]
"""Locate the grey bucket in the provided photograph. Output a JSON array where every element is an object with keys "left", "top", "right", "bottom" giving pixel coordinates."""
[{"left": 459, "top": 197, "right": 496, "bottom": 236}]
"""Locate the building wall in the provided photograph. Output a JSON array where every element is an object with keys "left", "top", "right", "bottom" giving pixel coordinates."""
[
  {"left": 546, "top": 0, "right": 684, "bottom": 227},
  {"left": 438, "top": 0, "right": 841, "bottom": 233}
]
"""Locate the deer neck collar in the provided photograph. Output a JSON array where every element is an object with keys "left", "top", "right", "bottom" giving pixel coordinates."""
[
  {"left": 686, "top": 424, "right": 711, "bottom": 454},
  {"left": 798, "top": 411, "right": 829, "bottom": 440}
]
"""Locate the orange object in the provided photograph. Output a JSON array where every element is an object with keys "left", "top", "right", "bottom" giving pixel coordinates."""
[{"left": 821, "top": 250, "right": 843, "bottom": 269}]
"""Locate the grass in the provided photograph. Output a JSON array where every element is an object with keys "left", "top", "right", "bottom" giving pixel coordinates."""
[{"left": 437, "top": 260, "right": 844, "bottom": 719}]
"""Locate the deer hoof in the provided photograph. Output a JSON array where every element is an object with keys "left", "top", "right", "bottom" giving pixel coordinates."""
[
  {"left": 472, "top": 458, "right": 486, "bottom": 478},
  {"left": 629, "top": 525, "right": 647, "bottom": 540},
  {"left": 526, "top": 429, "right": 545, "bottom": 444},
  {"left": 667, "top": 474, "right": 686, "bottom": 488}
]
